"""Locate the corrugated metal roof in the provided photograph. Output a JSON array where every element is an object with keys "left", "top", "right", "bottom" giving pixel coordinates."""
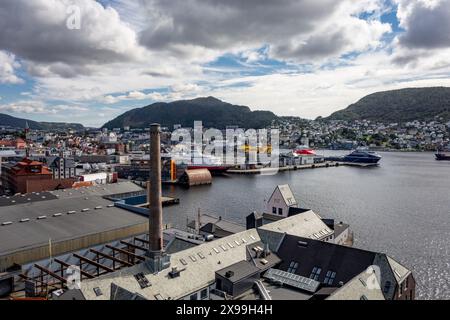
[{"left": 0, "top": 182, "right": 146, "bottom": 256}]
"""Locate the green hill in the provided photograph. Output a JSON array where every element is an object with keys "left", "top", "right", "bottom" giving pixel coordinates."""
[
  {"left": 0, "top": 113, "right": 84, "bottom": 130},
  {"left": 326, "top": 87, "right": 450, "bottom": 123},
  {"left": 103, "top": 97, "right": 279, "bottom": 129}
]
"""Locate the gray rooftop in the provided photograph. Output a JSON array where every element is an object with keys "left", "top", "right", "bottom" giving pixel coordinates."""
[
  {"left": 216, "top": 260, "right": 261, "bottom": 283},
  {"left": 80, "top": 229, "right": 262, "bottom": 300},
  {"left": 0, "top": 182, "right": 147, "bottom": 256}
]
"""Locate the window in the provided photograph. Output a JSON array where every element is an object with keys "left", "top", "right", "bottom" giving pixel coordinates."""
[
  {"left": 360, "top": 295, "right": 368, "bottom": 300},
  {"left": 405, "top": 279, "right": 408, "bottom": 291},
  {"left": 200, "top": 289, "right": 208, "bottom": 300},
  {"left": 278, "top": 208, "right": 283, "bottom": 215},
  {"left": 287, "top": 261, "right": 299, "bottom": 274},
  {"left": 309, "top": 267, "right": 322, "bottom": 281},
  {"left": 272, "top": 207, "right": 277, "bottom": 214},
  {"left": 190, "top": 293, "right": 198, "bottom": 300},
  {"left": 324, "top": 271, "right": 336, "bottom": 285}
]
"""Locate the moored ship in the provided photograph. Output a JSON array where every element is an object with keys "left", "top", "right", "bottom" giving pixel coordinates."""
[
  {"left": 326, "top": 148, "right": 382, "bottom": 164},
  {"left": 435, "top": 151, "right": 450, "bottom": 161}
]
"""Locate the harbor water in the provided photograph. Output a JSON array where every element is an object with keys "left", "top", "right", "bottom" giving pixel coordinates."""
[{"left": 162, "top": 152, "right": 450, "bottom": 300}]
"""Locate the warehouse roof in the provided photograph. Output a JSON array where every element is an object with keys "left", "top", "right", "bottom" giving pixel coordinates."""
[
  {"left": 0, "top": 182, "right": 146, "bottom": 256},
  {"left": 0, "top": 192, "right": 58, "bottom": 207}
]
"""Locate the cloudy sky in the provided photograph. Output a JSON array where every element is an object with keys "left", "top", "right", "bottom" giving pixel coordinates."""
[{"left": 0, "top": 0, "right": 450, "bottom": 127}]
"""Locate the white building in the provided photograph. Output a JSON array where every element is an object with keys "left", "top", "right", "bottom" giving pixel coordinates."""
[{"left": 264, "top": 185, "right": 299, "bottom": 219}]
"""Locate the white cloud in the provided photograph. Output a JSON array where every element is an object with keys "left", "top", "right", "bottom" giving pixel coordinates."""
[
  {"left": 138, "top": 0, "right": 391, "bottom": 64},
  {"left": 99, "top": 90, "right": 165, "bottom": 104},
  {"left": 0, "top": 0, "right": 449, "bottom": 126},
  {"left": 0, "top": 100, "right": 88, "bottom": 114},
  {"left": 208, "top": 49, "right": 450, "bottom": 119},
  {"left": 0, "top": 51, "right": 23, "bottom": 84},
  {"left": 0, "top": 0, "right": 146, "bottom": 78},
  {"left": 392, "top": 0, "right": 450, "bottom": 65}
]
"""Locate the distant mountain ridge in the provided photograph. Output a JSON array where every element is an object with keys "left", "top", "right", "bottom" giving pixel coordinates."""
[
  {"left": 325, "top": 87, "right": 450, "bottom": 123},
  {"left": 0, "top": 113, "right": 84, "bottom": 130},
  {"left": 103, "top": 96, "right": 279, "bottom": 129}
]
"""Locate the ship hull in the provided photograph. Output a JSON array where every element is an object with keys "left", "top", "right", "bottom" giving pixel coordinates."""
[
  {"left": 435, "top": 153, "right": 450, "bottom": 161},
  {"left": 187, "top": 165, "right": 232, "bottom": 174},
  {"left": 342, "top": 156, "right": 381, "bottom": 164}
]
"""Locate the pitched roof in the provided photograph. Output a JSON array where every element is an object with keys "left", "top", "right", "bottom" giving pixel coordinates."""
[
  {"left": 387, "top": 256, "right": 411, "bottom": 283},
  {"left": 80, "top": 229, "right": 261, "bottom": 300},
  {"left": 258, "top": 210, "right": 333, "bottom": 241},
  {"left": 275, "top": 234, "right": 377, "bottom": 286},
  {"left": 274, "top": 185, "right": 298, "bottom": 206},
  {"left": 327, "top": 267, "right": 385, "bottom": 300}
]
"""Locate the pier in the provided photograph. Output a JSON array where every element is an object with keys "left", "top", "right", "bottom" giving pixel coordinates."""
[
  {"left": 227, "top": 162, "right": 340, "bottom": 175},
  {"left": 227, "top": 161, "right": 378, "bottom": 175}
]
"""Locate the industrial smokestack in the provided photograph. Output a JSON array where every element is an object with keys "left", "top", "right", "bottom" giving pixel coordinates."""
[{"left": 148, "top": 123, "right": 163, "bottom": 253}]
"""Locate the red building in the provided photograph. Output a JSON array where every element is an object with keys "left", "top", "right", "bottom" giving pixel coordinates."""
[
  {"left": 1, "top": 158, "right": 75, "bottom": 194},
  {"left": 0, "top": 138, "right": 26, "bottom": 149}
]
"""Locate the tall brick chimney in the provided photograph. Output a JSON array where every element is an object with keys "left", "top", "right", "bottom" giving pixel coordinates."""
[{"left": 145, "top": 123, "right": 170, "bottom": 272}]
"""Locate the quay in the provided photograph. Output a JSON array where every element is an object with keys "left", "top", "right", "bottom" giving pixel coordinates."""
[
  {"left": 227, "top": 161, "right": 340, "bottom": 175},
  {"left": 227, "top": 161, "right": 378, "bottom": 175},
  {"left": 139, "top": 196, "right": 180, "bottom": 207}
]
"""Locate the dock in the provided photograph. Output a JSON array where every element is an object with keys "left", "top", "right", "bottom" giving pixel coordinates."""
[
  {"left": 136, "top": 196, "right": 180, "bottom": 208},
  {"left": 227, "top": 161, "right": 379, "bottom": 175},
  {"left": 227, "top": 162, "right": 340, "bottom": 175}
]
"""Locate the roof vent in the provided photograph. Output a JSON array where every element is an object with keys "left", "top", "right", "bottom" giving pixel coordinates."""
[
  {"left": 95, "top": 206, "right": 102, "bottom": 210},
  {"left": 37, "top": 215, "right": 47, "bottom": 220},
  {"left": 169, "top": 266, "right": 181, "bottom": 279},
  {"left": 134, "top": 272, "right": 151, "bottom": 289},
  {"left": 53, "top": 213, "right": 62, "bottom": 217},
  {"left": 93, "top": 287, "right": 103, "bottom": 297},
  {"left": 67, "top": 210, "right": 76, "bottom": 215},
  {"left": 2, "top": 221, "right": 13, "bottom": 226},
  {"left": 225, "top": 271, "right": 235, "bottom": 278},
  {"left": 82, "top": 208, "right": 90, "bottom": 212},
  {"left": 20, "top": 218, "right": 30, "bottom": 223}
]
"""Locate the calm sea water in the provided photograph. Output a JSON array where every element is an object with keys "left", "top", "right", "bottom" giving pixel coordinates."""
[{"left": 162, "top": 152, "right": 450, "bottom": 300}]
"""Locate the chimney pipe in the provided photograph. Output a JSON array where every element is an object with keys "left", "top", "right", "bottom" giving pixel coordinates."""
[{"left": 148, "top": 123, "right": 163, "bottom": 253}]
